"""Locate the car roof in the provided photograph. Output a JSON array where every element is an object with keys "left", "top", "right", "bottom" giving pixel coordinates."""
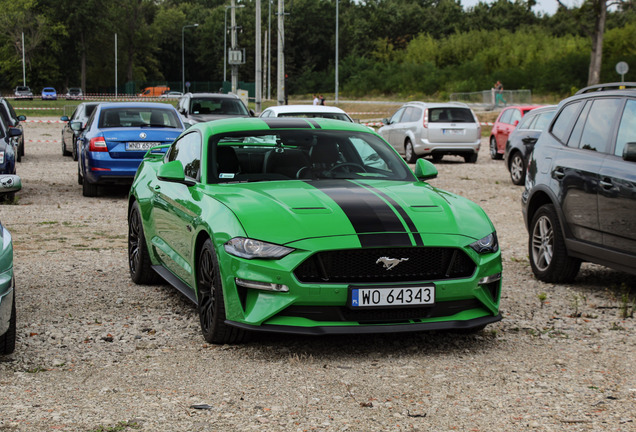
[
  {"left": 263, "top": 105, "right": 348, "bottom": 115},
  {"left": 185, "top": 92, "right": 239, "bottom": 99},
  {"left": 575, "top": 82, "right": 636, "bottom": 95},
  {"left": 97, "top": 102, "right": 179, "bottom": 109},
  {"left": 192, "top": 117, "right": 371, "bottom": 136},
  {"left": 402, "top": 101, "right": 470, "bottom": 109}
]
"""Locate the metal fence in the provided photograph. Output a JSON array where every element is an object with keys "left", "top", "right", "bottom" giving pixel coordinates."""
[{"left": 450, "top": 89, "right": 532, "bottom": 109}]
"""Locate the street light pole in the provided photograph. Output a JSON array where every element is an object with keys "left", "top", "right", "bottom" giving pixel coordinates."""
[
  {"left": 224, "top": 4, "right": 245, "bottom": 85},
  {"left": 182, "top": 23, "right": 199, "bottom": 93}
]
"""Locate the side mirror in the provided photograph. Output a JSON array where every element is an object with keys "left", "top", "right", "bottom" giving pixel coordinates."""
[
  {"left": 70, "top": 120, "right": 83, "bottom": 131},
  {"left": 414, "top": 158, "right": 438, "bottom": 181},
  {"left": 157, "top": 160, "right": 196, "bottom": 186},
  {"left": 61, "top": 116, "right": 70, "bottom": 122},
  {"left": 0, "top": 174, "right": 22, "bottom": 193},
  {"left": 513, "top": 120, "right": 519, "bottom": 126},
  {"left": 382, "top": 118, "right": 389, "bottom": 125},
  {"left": 249, "top": 109, "right": 256, "bottom": 117},
  {"left": 623, "top": 142, "right": 636, "bottom": 162},
  {"left": 7, "top": 127, "right": 22, "bottom": 138},
  {"left": 18, "top": 115, "right": 26, "bottom": 121}
]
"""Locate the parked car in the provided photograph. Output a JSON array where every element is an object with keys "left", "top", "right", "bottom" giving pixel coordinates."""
[
  {"left": 0, "top": 174, "right": 21, "bottom": 354},
  {"left": 14, "top": 86, "right": 33, "bottom": 100},
  {"left": 378, "top": 102, "right": 481, "bottom": 163},
  {"left": 522, "top": 82, "right": 636, "bottom": 283},
  {"left": 0, "top": 114, "right": 21, "bottom": 178},
  {"left": 159, "top": 91, "right": 183, "bottom": 99},
  {"left": 259, "top": 105, "right": 355, "bottom": 122},
  {"left": 128, "top": 117, "right": 502, "bottom": 344},
  {"left": 489, "top": 105, "right": 541, "bottom": 159},
  {"left": 0, "top": 98, "right": 27, "bottom": 162},
  {"left": 177, "top": 92, "right": 254, "bottom": 126},
  {"left": 41, "top": 87, "right": 57, "bottom": 101},
  {"left": 65, "top": 87, "right": 83, "bottom": 100},
  {"left": 77, "top": 102, "right": 184, "bottom": 197},
  {"left": 60, "top": 102, "right": 100, "bottom": 160},
  {"left": 504, "top": 105, "right": 556, "bottom": 185}
]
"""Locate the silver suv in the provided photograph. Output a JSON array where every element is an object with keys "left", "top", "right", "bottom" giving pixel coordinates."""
[{"left": 379, "top": 102, "right": 481, "bottom": 163}]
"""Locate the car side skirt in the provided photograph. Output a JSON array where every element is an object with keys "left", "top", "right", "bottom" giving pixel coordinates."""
[
  {"left": 225, "top": 314, "right": 501, "bottom": 336},
  {"left": 151, "top": 265, "right": 197, "bottom": 304},
  {"left": 565, "top": 239, "right": 636, "bottom": 275}
]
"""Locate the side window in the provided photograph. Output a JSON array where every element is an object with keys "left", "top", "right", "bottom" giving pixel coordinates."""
[
  {"left": 517, "top": 112, "right": 535, "bottom": 130},
  {"left": 510, "top": 109, "right": 522, "bottom": 125},
  {"left": 408, "top": 108, "right": 422, "bottom": 122},
  {"left": 499, "top": 109, "right": 512, "bottom": 124},
  {"left": 550, "top": 101, "right": 583, "bottom": 144},
  {"left": 167, "top": 132, "right": 202, "bottom": 180},
  {"left": 390, "top": 108, "right": 406, "bottom": 124},
  {"left": 578, "top": 98, "right": 621, "bottom": 153},
  {"left": 534, "top": 110, "right": 556, "bottom": 131},
  {"left": 615, "top": 99, "right": 636, "bottom": 158},
  {"left": 402, "top": 107, "right": 416, "bottom": 122}
]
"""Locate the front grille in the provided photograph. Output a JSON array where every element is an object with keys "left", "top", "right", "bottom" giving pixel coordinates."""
[{"left": 294, "top": 247, "right": 475, "bottom": 283}]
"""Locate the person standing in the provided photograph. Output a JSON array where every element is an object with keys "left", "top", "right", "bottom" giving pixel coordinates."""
[
  {"left": 313, "top": 94, "right": 320, "bottom": 105},
  {"left": 494, "top": 80, "right": 506, "bottom": 107},
  {"left": 319, "top": 94, "right": 325, "bottom": 105}
]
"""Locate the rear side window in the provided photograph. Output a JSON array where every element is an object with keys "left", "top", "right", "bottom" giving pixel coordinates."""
[
  {"left": 578, "top": 98, "right": 621, "bottom": 153},
  {"left": 389, "top": 107, "right": 406, "bottom": 124},
  {"left": 402, "top": 107, "right": 421, "bottom": 122},
  {"left": 533, "top": 110, "right": 556, "bottom": 131},
  {"left": 551, "top": 101, "right": 583, "bottom": 144},
  {"left": 614, "top": 99, "right": 636, "bottom": 157},
  {"left": 429, "top": 108, "right": 474, "bottom": 123}
]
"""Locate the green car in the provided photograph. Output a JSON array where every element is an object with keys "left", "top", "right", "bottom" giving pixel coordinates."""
[
  {"left": 128, "top": 118, "right": 502, "bottom": 344},
  {"left": 1, "top": 175, "right": 21, "bottom": 355}
]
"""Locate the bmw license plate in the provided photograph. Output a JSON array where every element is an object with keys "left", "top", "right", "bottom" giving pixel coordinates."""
[
  {"left": 442, "top": 129, "right": 464, "bottom": 135},
  {"left": 126, "top": 142, "right": 161, "bottom": 151},
  {"left": 350, "top": 285, "right": 435, "bottom": 308}
]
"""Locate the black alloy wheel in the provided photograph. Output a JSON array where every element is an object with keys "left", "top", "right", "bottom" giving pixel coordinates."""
[
  {"left": 128, "top": 201, "right": 161, "bottom": 285},
  {"left": 197, "top": 239, "right": 244, "bottom": 344}
]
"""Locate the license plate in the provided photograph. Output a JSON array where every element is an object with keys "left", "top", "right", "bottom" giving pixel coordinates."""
[
  {"left": 126, "top": 142, "right": 160, "bottom": 151},
  {"left": 350, "top": 285, "right": 434, "bottom": 308},
  {"left": 443, "top": 129, "right": 465, "bottom": 135}
]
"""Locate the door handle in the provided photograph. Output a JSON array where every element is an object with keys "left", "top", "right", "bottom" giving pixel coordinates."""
[
  {"left": 554, "top": 169, "right": 565, "bottom": 180},
  {"left": 600, "top": 178, "right": 613, "bottom": 189}
]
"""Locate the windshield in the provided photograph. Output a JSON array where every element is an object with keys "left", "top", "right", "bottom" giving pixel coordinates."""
[
  {"left": 190, "top": 98, "right": 249, "bottom": 116},
  {"left": 210, "top": 130, "right": 415, "bottom": 184},
  {"left": 99, "top": 108, "right": 181, "bottom": 128}
]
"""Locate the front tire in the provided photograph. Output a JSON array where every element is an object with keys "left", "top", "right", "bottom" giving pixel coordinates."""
[
  {"left": 128, "top": 201, "right": 161, "bottom": 285},
  {"left": 490, "top": 137, "right": 502, "bottom": 160},
  {"left": 404, "top": 139, "right": 416, "bottom": 164},
  {"left": 529, "top": 204, "right": 581, "bottom": 283},
  {"left": 0, "top": 285, "right": 16, "bottom": 355},
  {"left": 509, "top": 152, "right": 525, "bottom": 185},
  {"left": 62, "top": 136, "right": 71, "bottom": 156},
  {"left": 197, "top": 239, "right": 244, "bottom": 344}
]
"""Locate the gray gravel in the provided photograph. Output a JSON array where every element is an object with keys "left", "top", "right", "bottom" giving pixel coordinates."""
[{"left": 0, "top": 119, "right": 634, "bottom": 432}]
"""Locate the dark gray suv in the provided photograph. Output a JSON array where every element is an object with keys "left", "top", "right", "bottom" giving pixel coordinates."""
[{"left": 522, "top": 83, "right": 636, "bottom": 283}]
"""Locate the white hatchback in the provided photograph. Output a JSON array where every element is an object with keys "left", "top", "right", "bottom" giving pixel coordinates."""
[{"left": 259, "top": 105, "right": 355, "bottom": 122}]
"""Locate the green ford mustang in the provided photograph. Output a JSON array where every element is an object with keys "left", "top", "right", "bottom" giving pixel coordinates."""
[{"left": 128, "top": 118, "right": 502, "bottom": 343}]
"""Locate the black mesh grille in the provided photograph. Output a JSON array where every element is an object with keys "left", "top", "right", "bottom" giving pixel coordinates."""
[{"left": 294, "top": 247, "right": 475, "bottom": 283}]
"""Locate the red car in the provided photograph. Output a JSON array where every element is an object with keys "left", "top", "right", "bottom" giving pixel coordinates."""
[{"left": 489, "top": 105, "right": 541, "bottom": 159}]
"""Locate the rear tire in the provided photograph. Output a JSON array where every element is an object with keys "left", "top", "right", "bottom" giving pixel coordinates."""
[
  {"left": 82, "top": 178, "right": 99, "bottom": 197},
  {"left": 0, "top": 284, "right": 16, "bottom": 355},
  {"left": 404, "top": 139, "right": 416, "bottom": 164},
  {"left": 128, "top": 201, "right": 161, "bottom": 285},
  {"left": 62, "top": 136, "right": 71, "bottom": 157},
  {"left": 529, "top": 204, "right": 581, "bottom": 283},
  {"left": 464, "top": 153, "right": 478, "bottom": 163},
  {"left": 197, "top": 239, "right": 244, "bottom": 344},
  {"left": 509, "top": 152, "right": 525, "bottom": 185},
  {"left": 490, "top": 136, "right": 502, "bottom": 160}
]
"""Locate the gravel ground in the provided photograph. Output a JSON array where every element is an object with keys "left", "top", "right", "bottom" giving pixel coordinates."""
[{"left": 0, "top": 119, "right": 634, "bottom": 432}]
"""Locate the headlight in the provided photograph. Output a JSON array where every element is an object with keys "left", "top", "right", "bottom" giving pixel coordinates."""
[
  {"left": 224, "top": 237, "right": 294, "bottom": 259},
  {"left": 469, "top": 232, "right": 499, "bottom": 254}
]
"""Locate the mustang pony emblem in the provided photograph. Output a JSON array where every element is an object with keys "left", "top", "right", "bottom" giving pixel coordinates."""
[{"left": 376, "top": 256, "right": 409, "bottom": 270}]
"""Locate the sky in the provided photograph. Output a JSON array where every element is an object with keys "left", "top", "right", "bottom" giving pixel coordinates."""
[{"left": 460, "top": 0, "right": 571, "bottom": 16}]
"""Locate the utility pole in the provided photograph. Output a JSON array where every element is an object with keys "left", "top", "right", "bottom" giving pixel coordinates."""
[
  {"left": 255, "top": 0, "right": 262, "bottom": 112},
  {"left": 277, "top": 0, "right": 284, "bottom": 106},
  {"left": 231, "top": 0, "right": 238, "bottom": 93}
]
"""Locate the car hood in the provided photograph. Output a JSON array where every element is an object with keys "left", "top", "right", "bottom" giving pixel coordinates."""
[{"left": 208, "top": 179, "right": 493, "bottom": 247}]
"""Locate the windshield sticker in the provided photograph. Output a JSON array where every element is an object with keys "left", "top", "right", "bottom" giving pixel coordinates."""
[{"left": 219, "top": 173, "right": 236, "bottom": 179}]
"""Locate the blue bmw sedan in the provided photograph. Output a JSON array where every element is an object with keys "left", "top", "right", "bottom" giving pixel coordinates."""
[{"left": 78, "top": 102, "right": 184, "bottom": 196}]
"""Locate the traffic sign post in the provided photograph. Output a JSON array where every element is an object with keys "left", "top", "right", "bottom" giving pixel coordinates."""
[{"left": 616, "top": 61, "right": 629, "bottom": 82}]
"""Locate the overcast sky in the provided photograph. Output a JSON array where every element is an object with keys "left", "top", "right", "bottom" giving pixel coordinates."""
[{"left": 460, "top": 0, "right": 568, "bottom": 16}]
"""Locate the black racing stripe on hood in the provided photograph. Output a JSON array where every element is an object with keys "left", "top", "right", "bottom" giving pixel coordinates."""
[
  {"left": 361, "top": 184, "right": 424, "bottom": 246},
  {"left": 312, "top": 180, "right": 412, "bottom": 247},
  {"left": 307, "top": 119, "right": 321, "bottom": 129},
  {"left": 262, "top": 118, "right": 312, "bottom": 129}
]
